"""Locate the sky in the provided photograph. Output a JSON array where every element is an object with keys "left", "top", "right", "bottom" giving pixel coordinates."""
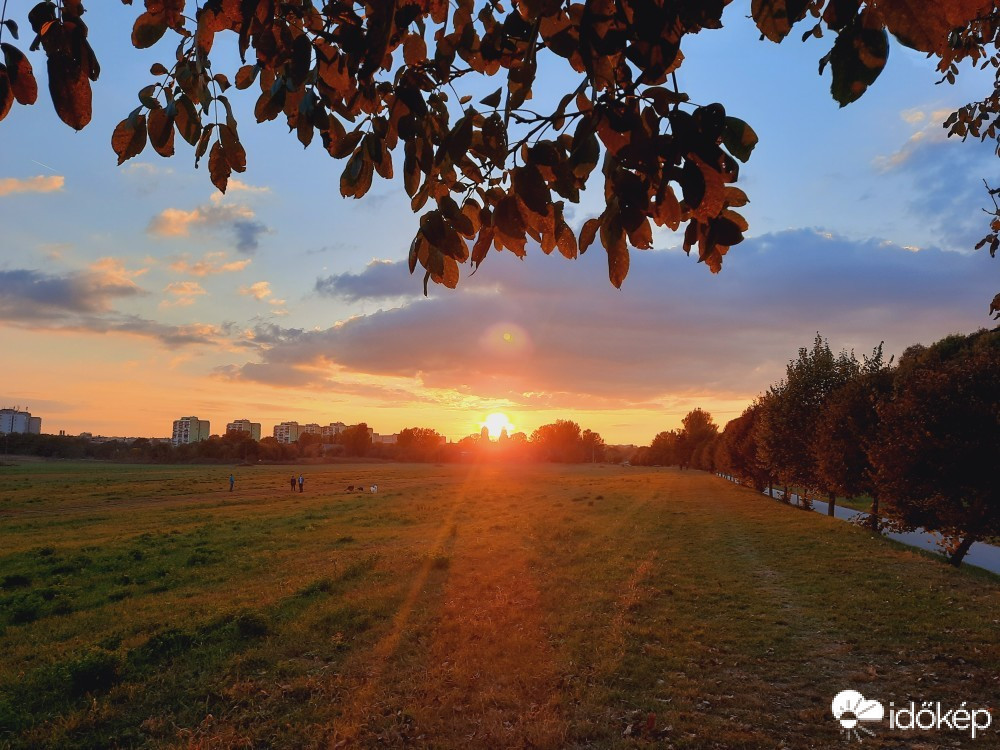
[{"left": 1, "top": 4, "right": 997, "bottom": 444}]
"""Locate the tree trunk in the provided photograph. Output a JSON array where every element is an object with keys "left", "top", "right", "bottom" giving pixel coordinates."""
[
  {"left": 949, "top": 535, "right": 977, "bottom": 567},
  {"left": 782, "top": 485, "right": 789, "bottom": 504},
  {"left": 827, "top": 492, "right": 836, "bottom": 517},
  {"left": 868, "top": 496, "right": 880, "bottom": 532},
  {"left": 767, "top": 481, "right": 773, "bottom": 498}
]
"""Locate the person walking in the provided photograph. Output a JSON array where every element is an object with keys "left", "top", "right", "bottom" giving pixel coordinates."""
[
  {"left": 290, "top": 476, "right": 296, "bottom": 492},
  {"left": 229, "top": 474, "right": 235, "bottom": 492},
  {"left": 298, "top": 474, "right": 304, "bottom": 493}
]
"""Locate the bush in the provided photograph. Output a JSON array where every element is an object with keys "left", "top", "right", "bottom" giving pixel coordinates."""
[{"left": 65, "top": 649, "right": 122, "bottom": 696}]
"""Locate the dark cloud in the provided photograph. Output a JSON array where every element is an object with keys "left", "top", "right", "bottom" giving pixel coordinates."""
[
  {"left": 232, "top": 219, "right": 269, "bottom": 254},
  {"left": 315, "top": 259, "right": 422, "bottom": 302},
  {"left": 0, "top": 268, "right": 143, "bottom": 319},
  {"left": 0, "top": 267, "right": 225, "bottom": 348},
  {"left": 224, "top": 229, "right": 997, "bottom": 410}
]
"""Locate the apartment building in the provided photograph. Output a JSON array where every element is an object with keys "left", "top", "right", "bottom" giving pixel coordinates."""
[
  {"left": 0, "top": 408, "right": 41, "bottom": 435},
  {"left": 172, "top": 416, "right": 211, "bottom": 446},
  {"left": 273, "top": 421, "right": 301, "bottom": 444},
  {"left": 226, "top": 419, "right": 261, "bottom": 441}
]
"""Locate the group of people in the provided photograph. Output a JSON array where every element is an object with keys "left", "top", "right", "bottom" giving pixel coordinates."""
[{"left": 226, "top": 474, "right": 377, "bottom": 494}]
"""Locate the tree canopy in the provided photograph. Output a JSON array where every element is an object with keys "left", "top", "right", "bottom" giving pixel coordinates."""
[{"left": 0, "top": 0, "right": 997, "bottom": 299}]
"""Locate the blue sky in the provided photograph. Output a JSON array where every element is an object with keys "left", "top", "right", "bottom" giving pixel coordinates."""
[{"left": 0, "top": 3, "right": 997, "bottom": 442}]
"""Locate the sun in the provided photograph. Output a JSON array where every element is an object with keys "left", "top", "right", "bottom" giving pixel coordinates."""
[{"left": 482, "top": 412, "right": 514, "bottom": 440}]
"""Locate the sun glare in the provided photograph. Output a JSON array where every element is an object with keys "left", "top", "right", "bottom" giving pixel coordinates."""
[{"left": 483, "top": 412, "right": 514, "bottom": 439}]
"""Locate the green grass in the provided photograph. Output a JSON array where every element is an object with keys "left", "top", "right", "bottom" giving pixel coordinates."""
[{"left": 0, "top": 461, "right": 997, "bottom": 748}]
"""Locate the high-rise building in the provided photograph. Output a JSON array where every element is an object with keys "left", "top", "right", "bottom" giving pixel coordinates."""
[
  {"left": 226, "top": 419, "right": 261, "bottom": 441},
  {"left": 301, "top": 423, "right": 322, "bottom": 436},
  {"left": 0, "top": 408, "right": 41, "bottom": 435},
  {"left": 321, "top": 422, "right": 347, "bottom": 438},
  {"left": 172, "top": 416, "right": 211, "bottom": 446},
  {"left": 273, "top": 421, "right": 301, "bottom": 444}
]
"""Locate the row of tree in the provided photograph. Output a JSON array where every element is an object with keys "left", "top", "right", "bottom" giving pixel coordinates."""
[
  {"left": 2, "top": 419, "right": 624, "bottom": 465},
  {"left": 644, "top": 330, "right": 997, "bottom": 567}
]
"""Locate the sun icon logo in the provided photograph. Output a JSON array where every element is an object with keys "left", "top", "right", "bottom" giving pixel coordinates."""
[{"left": 832, "top": 690, "right": 885, "bottom": 742}]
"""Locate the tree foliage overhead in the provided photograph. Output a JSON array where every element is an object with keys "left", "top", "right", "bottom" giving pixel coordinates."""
[{"left": 0, "top": 0, "right": 996, "bottom": 295}]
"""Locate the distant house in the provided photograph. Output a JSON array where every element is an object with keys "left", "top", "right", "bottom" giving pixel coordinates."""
[
  {"left": 374, "top": 433, "right": 398, "bottom": 445},
  {"left": 226, "top": 419, "right": 261, "bottom": 441},
  {"left": 172, "top": 417, "right": 210, "bottom": 446}
]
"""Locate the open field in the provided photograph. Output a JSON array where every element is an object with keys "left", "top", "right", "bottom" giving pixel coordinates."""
[{"left": 1, "top": 461, "right": 998, "bottom": 749}]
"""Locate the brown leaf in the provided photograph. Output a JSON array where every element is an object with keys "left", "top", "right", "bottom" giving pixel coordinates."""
[
  {"left": 147, "top": 106, "right": 175, "bottom": 157},
  {"left": 0, "top": 67, "right": 12, "bottom": 122},
  {"left": 556, "top": 218, "right": 577, "bottom": 259},
  {"left": 601, "top": 209, "right": 629, "bottom": 288},
  {"left": 208, "top": 139, "right": 231, "bottom": 192},
  {"left": 173, "top": 93, "right": 201, "bottom": 145},
  {"left": 494, "top": 196, "right": 527, "bottom": 257},
  {"left": 2, "top": 45, "right": 38, "bottom": 105},
  {"left": 218, "top": 123, "right": 246, "bottom": 172},
  {"left": 111, "top": 113, "right": 147, "bottom": 165},
  {"left": 579, "top": 217, "right": 601, "bottom": 254},
  {"left": 47, "top": 47, "right": 93, "bottom": 130},
  {"left": 403, "top": 34, "right": 427, "bottom": 67},
  {"left": 132, "top": 11, "right": 168, "bottom": 49}
]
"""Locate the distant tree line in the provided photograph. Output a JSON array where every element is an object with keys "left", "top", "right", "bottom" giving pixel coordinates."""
[
  {"left": 1, "top": 419, "right": 626, "bottom": 466},
  {"left": 638, "top": 330, "right": 998, "bottom": 567}
]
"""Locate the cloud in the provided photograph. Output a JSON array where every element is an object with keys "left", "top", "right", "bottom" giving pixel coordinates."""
[
  {"left": 240, "top": 281, "right": 273, "bottom": 300},
  {"left": 315, "top": 259, "right": 422, "bottom": 302},
  {"left": 0, "top": 266, "right": 228, "bottom": 349},
  {"left": 0, "top": 263, "right": 146, "bottom": 319},
  {"left": 221, "top": 229, "right": 997, "bottom": 411},
  {"left": 0, "top": 175, "right": 65, "bottom": 196},
  {"left": 169, "top": 251, "right": 252, "bottom": 276},
  {"left": 148, "top": 201, "right": 270, "bottom": 253},
  {"left": 873, "top": 109, "right": 998, "bottom": 248},
  {"left": 162, "top": 281, "right": 207, "bottom": 308},
  {"left": 212, "top": 178, "right": 270, "bottom": 198}
]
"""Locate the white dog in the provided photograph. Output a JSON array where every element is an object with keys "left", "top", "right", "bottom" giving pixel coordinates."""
[{"left": 370, "top": 484, "right": 378, "bottom": 493}]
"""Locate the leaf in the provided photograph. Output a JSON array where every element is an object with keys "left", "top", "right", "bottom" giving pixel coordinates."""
[
  {"left": 751, "top": 0, "right": 811, "bottom": 43},
  {"left": 218, "top": 123, "right": 246, "bottom": 172},
  {"left": 173, "top": 93, "right": 201, "bottom": 145},
  {"left": 555, "top": 218, "right": 578, "bottom": 259},
  {"left": 879, "top": 0, "right": 992, "bottom": 55},
  {"left": 480, "top": 87, "right": 502, "bottom": 108},
  {"left": 722, "top": 117, "right": 758, "bottom": 162},
  {"left": 403, "top": 34, "right": 427, "bottom": 67},
  {"left": 234, "top": 64, "right": 257, "bottom": 90},
  {"left": 494, "top": 196, "right": 527, "bottom": 257},
  {"left": 0, "top": 68, "right": 12, "bottom": 122},
  {"left": 150, "top": 62, "right": 169, "bottom": 76},
  {"left": 512, "top": 164, "right": 551, "bottom": 220},
  {"left": 147, "top": 106, "right": 175, "bottom": 157},
  {"left": 3, "top": 19, "right": 18, "bottom": 40},
  {"left": 132, "top": 11, "right": 168, "bottom": 49},
  {"left": 579, "top": 217, "right": 601, "bottom": 255},
  {"left": 111, "top": 113, "right": 147, "bottom": 165},
  {"left": 601, "top": 211, "right": 629, "bottom": 288},
  {"left": 829, "top": 25, "right": 889, "bottom": 107},
  {"left": 47, "top": 42, "right": 93, "bottom": 130},
  {"left": 472, "top": 227, "right": 494, "bottom": 268},
  {"left": 208, "top": 139, "right": 231, "bottom": 192},
  {"left": 2, "top": 44, "right": 38, "bottom": 105},
  {"left": 439, "top": 255, "right": 460, "bottom": 289}
]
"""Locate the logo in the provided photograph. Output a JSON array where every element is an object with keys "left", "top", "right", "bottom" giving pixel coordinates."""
[
  {"left": 831, "top": 689, "right": 993, "bottom": 743},
  {"left": 832, "top": 690, "right": 885, "bottom": 742}
]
